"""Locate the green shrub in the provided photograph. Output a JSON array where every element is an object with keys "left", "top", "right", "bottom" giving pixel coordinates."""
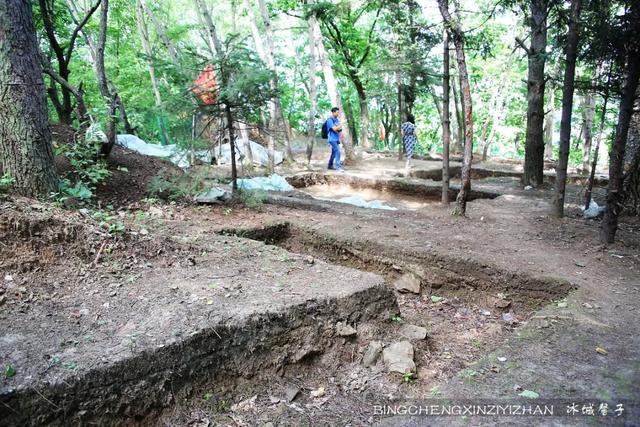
[
  {"left": 0, "top": 174, "right": 15, "bottom": 193},
  {"left": 148, "top": 169, "right": 207, "bottom": 201},
  {"left": 233, "top": 189, "right": 267, "bottom": 209}
]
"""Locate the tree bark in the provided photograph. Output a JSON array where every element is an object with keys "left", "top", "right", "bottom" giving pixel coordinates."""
[
  {"left": 311, "top": 17, "right": 355, "bottom": 162},
  {"left": 451, "top": 79, "right": 464, "bottom": 154},
  {"left": 95, "top": 0, "right": 119, "bottom": 157},
  {"left": 601, "top": 52, "right": 640, "bottom": 242},
  {"left": 551, "top": 0, "right": 581, "bottom": 218},
  {"left": 0, "top": 0, "right": 58, "bottom": 196},
  {"left": 138, "top": 0, "right": 179, "bottom": 62},
  {"left": 584, "top": 92, "right": 608, "bottom": 210},
  {"left": 396, "top": 68, "right": 405, "bottom": 160},
  {"left": 439, "top": 0, "right": 473, "bottom": 216},
  {"left": 39, "top": 0, "right": 100, "bottom": 125},
  {"left": 442, "top": 26, "right": 451, "bottom": 204},
  {"left": 256, "top": 0, "right": 294, "bottom": 164},
  {"left": 581, "top": 92, "right": 595, "bottom": 173},
  {"left": 136, "top": 0, "right": 170, "bottom": 145},
  {"left": 543, "top": 85, "right": 555, "bottom": 159},
  {"left": 520, "top": 0, "right": 548, "bottom": 187},
  {"left": 225, "top": 105, "right": 238, "bottom": 192},
  {"left": 306, "top": 5, "right": 319, "bottom": 165},
  {"left": 194, "top": 0, "right": 223, "bottom": 56},
  {"left": 65, "top": 0, "right": 135, "bottom": 135}
]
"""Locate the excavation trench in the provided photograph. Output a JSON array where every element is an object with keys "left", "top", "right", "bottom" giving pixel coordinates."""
[
  {"left": 284, "top": 173, "right": 499, "bottom": 210},
  {"left": 219, "top": 223, "right": 577, "bottom": 390}
]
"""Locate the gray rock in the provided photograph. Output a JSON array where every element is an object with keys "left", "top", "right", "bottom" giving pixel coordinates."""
[
  {"left": 336, "top": 322, "right": 357, "bottom": 337},
  {"left": 399, "top": 324, "right": 427, "bottom": 341},
  {"left": 394, "top": 273, "right": 421, "bottom": 294},
  {"left": 363, "top": 340, "right": 383, "bottom": 366},
  {"left": 283, "top": 385, "right": 300, "bottom": 403},
  {"left": 194, "top": 187, "right": 231, "bottom": 204},
  {"left": 383, "top": 341, "right": 416, "bottom": 374}
]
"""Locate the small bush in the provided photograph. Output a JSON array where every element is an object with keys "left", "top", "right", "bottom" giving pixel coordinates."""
[
  {"left": 148, "top": 169, "right": 207, "bottom": 201},
  {"left": 233, "top": 189, "right": 267, "bottom": 209},
  {"left": 0, "top": 174, "right": 15, "bottom": 193}
]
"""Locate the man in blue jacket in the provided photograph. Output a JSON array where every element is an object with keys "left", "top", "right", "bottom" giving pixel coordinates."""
[{"left": 326, "top": 107, "right": 344, "bottom": 172}]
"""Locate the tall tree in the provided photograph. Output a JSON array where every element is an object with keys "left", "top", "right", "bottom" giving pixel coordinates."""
[
  {"left": 257, "top": 0, "right": 295, "bottom": 164},
  {"left": 37, "top": 0, "right": 100, "bottom": 125},
  {"left": 306, "top": 1, "right": 319, "bottom": 165},
  {"left": 194, "top": 0, "right": 223, "bottom": 56},
  {"left": 310, "top": 14, "right": 355, "bottom": 162},
  {"left": 0, "top": 0, "right": 57, "bottom": 196},
  {"left": 517, "top": 0, "right": 549, "bottom": 187},
  {"left": 438, "top": 0, "right": 473, "bottom": 216},
  {"left": 543, "top": 85, "right": 555, "bottom": 159},
  {"left": 442, "top": 25, "right": 451, "bottom": 204},
  {"left": 320, "top": 2, "right": 382, "bottom": 150},
  {"left": 601, "top": 28, "right": 640, "bottom": 241},
  {"left": 135, "top": 0, "right": 170, "bottom": 145},
  {"left": 65, "top": 0, "right": 135, "bottom": 135},
  {"left": 580, "top": 92, "right": 595, "bottom": 172},
  {"left": 551, "top": 0, "right": 582, "bottom": 217}
]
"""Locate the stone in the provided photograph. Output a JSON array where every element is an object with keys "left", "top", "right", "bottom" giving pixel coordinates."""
[
  {"left": 494, "top": 299, "right": 511, "bottom": 309},
  {"left": 194, "top": 187, "right": 230, "bottom": 204},
  {"left": 283, "top": 385, "right": 300, "bottom": 403},
  {"left": 399, "top": 324, "right": 427, "bottom": 341},
  {"left": 394, "top": 273, "right": 421, "bottom": 294},
  {"left": 336, "top": 322, "right": 357, "bottom": 337},
  {"left": 362, "top": 341, "right": 383, "bottom": 366},
  {"left": 383, "top": 341, "right": 416, "bottom": 374}
]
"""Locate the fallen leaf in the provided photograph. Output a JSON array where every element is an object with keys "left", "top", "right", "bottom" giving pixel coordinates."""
[
  {"left": 519, "top": 390, "right": 539, "bottom": 399},
  {"left": 311, "top": 386, "right": 326, "bottom": 398},
  {"left": 430, "top": 296, "right": 443, "bottom": 303},
  {"left": 595, "top": 346, "right": 607, "bottom": 355}
]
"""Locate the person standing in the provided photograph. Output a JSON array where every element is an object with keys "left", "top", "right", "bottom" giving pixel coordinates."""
[
  {"left": 325, "top": 107, "right": 344, "bottom": 172},
  {"left": 401, "top": 113, "right": 417, "bottom": 170}
]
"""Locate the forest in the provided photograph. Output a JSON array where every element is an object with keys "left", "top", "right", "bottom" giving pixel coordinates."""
[{"left": 0, "top": 0, "right": 639, "bottom": 425}]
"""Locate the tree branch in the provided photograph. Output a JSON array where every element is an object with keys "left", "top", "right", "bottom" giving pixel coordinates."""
[
  {"left": 515, "top": 37, "right": 532, "bottom": 56},
  {"left": 65, "top": 0, "right": 102, "bottom": 66}
]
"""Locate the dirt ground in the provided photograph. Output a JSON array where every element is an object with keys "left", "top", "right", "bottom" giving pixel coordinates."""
[{"left": 1, "top": 144, "right": 639, "bottom": 426}]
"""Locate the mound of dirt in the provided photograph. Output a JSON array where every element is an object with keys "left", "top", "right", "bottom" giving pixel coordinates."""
[{"left": 51, "top": 123, "right": 184, "bottom": 207}]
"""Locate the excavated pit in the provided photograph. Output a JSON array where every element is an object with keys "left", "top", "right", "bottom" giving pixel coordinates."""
[{"left": 285, "top": 173, "right": 499, "bottom": 209}]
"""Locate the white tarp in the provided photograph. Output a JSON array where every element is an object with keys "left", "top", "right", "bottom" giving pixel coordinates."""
[
  {"left": 237, "top": 174, "right": 294, "bottom": 192},
  {"left": 117, "top": 134, "right": 282, "bottom": 168},
  {"left": 316, "top": 195, "right": 397, "bottom": 211},
  {"left": 583, "top": 200, "right": 605, "bottom": 219},
  {"left": 218, "top": 138, "right": 284, "bottom": 167}
]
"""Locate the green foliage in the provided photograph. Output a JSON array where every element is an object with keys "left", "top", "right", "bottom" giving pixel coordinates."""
[
  {"left": 91, "top": 210, "right": 125, "bottom": 235},
  {"left": 58, "top": 179, "right": 93, "bottom": 201},
  {"left": 148, "top": 170, "right": 207, "bottom": 201},
  {"left": 233, "top": 189, "right": 268, "bottom": 210},
  {"left": 0, "top": 174, "right": 15, "bottom": 193},
  {"left": 4, "top": 365, "right": 16, "bottom": 378}
]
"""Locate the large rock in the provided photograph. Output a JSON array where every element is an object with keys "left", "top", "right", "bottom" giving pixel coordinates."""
[
  {"left": 363, "top": 340, "right": 383, "bottom": 367},
  {"left": 399, "top": 324, "right": 427, "bottom": 341},
  {"left": 394, "top": 273, "right": 421, "bottom": 294},
  {"left": 194, "top": 187, "right": 231, "bottom": 204},
  {"left": 336, "top": 322, "right": 357, "bottom": 337},
  {"left": 383, "top": 341, "right": 416, "bottom": 374}
]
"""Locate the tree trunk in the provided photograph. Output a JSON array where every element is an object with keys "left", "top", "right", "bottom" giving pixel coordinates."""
[
  {"left": 551, "top": 0, "right": 581, "bottom": 218},
  {"left": 482, "top": 98, "right": 505, "bottom": 162},
  {"left": 311, "top": 18, "right": 355, "bottom": 163},
  {"left": 581, "top": 92, "right": 595, "bottom": 173},
  {"left": 355, "top": 82, "right": 371, "bottom": 149},
  {"left": 0, "top": 0, "right": 58, "bottom": 196},
  {"left": 95, "top": 0, "right": 119, "bottom": 157},
  {"left": 225, "top": 105, "right": 238, "bottom": 192},
  {"left": 195, "top": 0, "right": 223, "bottom": 56},
  {"left": 306, "top": 7, "right": 319, "bottom": 165},
  {"left": 450, "top": 81, "right": 463, "bottom": 154},
  {"left": 256, "top": 0, "right": 294, "bottom": 164},
  {"left": 585, "top": 92, "right": 608, "bottom": 210},
  {"left": 345, "top": 97, "right": 358, "bottom": 146},
  {"left": 442, "top": 27, "right": 451, "bottom": 205},
  {"left": 138, "top": 0, "right": 179, "bottom": 62},
  {"left": 521, "top": 0, "right": 548, "bottom": 187},
  {"left": 439, "top": 0, "right": 473, "bottom": 216},
  {"left": 601, "top": 52, "right": 640, "bottom": 242},
  {"left": 65, "top": 0, "right": 135, "bottom": 135},
  {"left": 136, "top": 0, "right": 170, "bottom": 145},
  {"left": 544, "top": 85, "right": 555, "bottom": 159},
  {"left": 396, "top": 68, "right": 404, "bottom": 160}
]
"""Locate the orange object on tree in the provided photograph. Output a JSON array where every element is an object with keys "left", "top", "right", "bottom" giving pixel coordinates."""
[{"left": 192, "top": 64, "right": 218, "bottom": 105}]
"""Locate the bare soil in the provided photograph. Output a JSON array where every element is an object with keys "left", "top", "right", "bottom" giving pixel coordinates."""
[{"left": 1, "top": 147, "right": 638, "bottom": 426}]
